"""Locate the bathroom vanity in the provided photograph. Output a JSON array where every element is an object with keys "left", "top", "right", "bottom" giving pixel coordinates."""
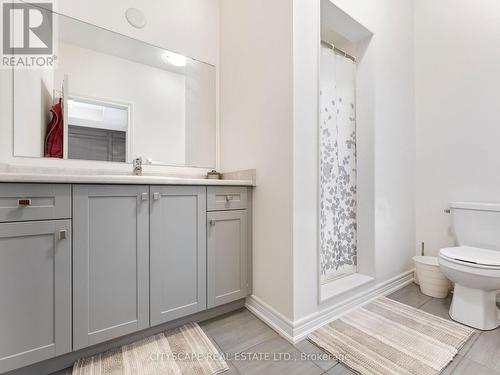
[
  {"left": 0, "top": 179, "right": 253, "bottom": 373},
  {"left": 0, "top": 4, "right": 255, "bottom": 373}
]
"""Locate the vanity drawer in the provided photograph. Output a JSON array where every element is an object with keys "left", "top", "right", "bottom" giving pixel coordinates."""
[
  {"left": 0, "top": 184, "right": 71, "bottom": 222},
  {"left": 207, "top": 187, "right": 247, "bottom": 211}
]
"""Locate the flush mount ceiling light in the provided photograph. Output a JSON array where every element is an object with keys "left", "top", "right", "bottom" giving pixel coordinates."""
[
  {"left": 163, "top": 51, "right": 187, "bottom": 67},
  {"left": 125, "top": 8, "right": 146, "bottom": 29}
]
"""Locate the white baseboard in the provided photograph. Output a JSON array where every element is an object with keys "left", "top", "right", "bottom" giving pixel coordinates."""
[
  {"left": 245, "top": 269, "right": 415, "bottom": 344},
  {"left": 245, "top": 295, "right": 295, "bottom": 342}
]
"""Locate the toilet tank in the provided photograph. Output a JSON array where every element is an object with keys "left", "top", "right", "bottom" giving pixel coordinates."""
[{"left": 450, "top": 202, "right": 500, "bottom": 251}]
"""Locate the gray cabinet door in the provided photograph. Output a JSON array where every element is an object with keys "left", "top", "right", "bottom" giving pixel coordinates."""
[
  {"left": 207, "top": 210, "right": 248, "bottom": 308},
  {"left": 150, "top": 186, "right": 206, "bottom": 326},
  {"left": 0, "top": 220, "right": 71, "bottom": 373},
  {"left": 73, "top": 185, "right": 149, "bottom": 350}
]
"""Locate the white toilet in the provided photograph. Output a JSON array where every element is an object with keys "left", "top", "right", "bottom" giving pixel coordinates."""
[{"left": 438, "top": 202, "right": 500, "bottom": 330}]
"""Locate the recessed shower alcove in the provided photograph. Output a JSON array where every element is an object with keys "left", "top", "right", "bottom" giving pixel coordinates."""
[{"left": 319, "top": 0, "right": 375, "bottom": 302}]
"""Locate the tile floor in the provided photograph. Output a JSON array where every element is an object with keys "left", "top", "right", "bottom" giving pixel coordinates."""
[
  {"left": 58, "top": 283, "right": 500, "bottom": 374},
  {"left": 199, "top": 283, "right": 500, "bottom": 374}
]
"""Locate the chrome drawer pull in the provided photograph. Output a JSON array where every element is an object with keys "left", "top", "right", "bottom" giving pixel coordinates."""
[
  {"left": 153, "top": 192, "right": 160, "bottom": 200},
  {"left": 140, "top": 193, "right": 148, "bottom": 201},
  {"left": 17, "top": 199, "right": 32, "bottom": 206},
  {"left": 209, "top": 219, "right": 216, "bottom": 226},
  {"left": 226, "top": 195, "right": 234, "bottom": 202}
]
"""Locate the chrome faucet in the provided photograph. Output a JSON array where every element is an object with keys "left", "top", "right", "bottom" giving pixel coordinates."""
[{"left": 133, "top": 157, "right": 143, "bottom": 176}]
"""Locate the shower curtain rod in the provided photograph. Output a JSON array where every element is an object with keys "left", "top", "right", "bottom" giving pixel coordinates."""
[{"left": 321, "top": 40, "right": 356, "bottom": 62}]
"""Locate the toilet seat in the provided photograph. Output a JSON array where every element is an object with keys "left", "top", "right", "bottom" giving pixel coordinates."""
[{"left": 439, "top": 246, "right": 500, "bottom": 270}]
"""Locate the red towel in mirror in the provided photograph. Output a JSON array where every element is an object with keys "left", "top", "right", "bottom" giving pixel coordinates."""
[{"left": 44, "top": 99, "right": 63, "bottom": 158}]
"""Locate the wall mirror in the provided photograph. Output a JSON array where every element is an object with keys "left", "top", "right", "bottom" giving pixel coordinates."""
[{"left": 12, "top": 8, "right": 216, "bottom": 168}]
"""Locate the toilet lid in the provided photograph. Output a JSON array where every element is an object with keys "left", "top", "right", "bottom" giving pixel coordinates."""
[{"left": 440, "top": 246, "right": 500, "bottom": 267}]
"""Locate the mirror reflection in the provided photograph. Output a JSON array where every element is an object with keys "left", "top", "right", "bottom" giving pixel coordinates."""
[{"left": 13, "top": 9, "right": 216, "bottom": 168}]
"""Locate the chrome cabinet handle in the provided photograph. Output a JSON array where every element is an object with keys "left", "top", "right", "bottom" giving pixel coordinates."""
[
  {"left": 226, "top": 195, "right": 233, "bottom": 202},
  {"left": 209, "top": 219, "right": 216, "bottom": 226},
  {"left": 153, "top": 192, "right": 160, "bottom": 200},
  {"left": 58, "top": 230, "right": 67, "bottom": 240},
  {"left": 17, "top": 199, "right": 32, "bottom": 206},
  {"left": 140, "top": 193, "right": 148, "bottom": 201}
]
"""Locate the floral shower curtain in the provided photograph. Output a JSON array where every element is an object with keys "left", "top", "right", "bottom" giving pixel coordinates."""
[{"left": 320, "top": 46, "right": 357, "bottom": 282}]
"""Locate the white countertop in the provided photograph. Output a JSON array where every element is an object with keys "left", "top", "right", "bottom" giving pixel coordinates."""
[{"left": 0, "top": 172, "right": 254, "bottom": 186}]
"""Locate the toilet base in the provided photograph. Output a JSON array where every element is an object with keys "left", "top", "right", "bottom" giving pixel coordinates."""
[{"left": 450, "top": 284, "right": 500, "bottom": 330}]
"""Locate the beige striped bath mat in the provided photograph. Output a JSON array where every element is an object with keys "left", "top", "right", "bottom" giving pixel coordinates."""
[
  {"left": 72, "top": 322, "right": 229, "bottom": 375},
  {"left": 308, "top": 297, "right": 474, "bottom": 375}
]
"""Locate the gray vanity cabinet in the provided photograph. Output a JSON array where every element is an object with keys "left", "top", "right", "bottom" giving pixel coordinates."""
[
  {"left": 150, "top": 186, "right": 206, "bottom": 325},
  {"left": 0, "top": 220, "right": 72, "bottom": 374},
  {"left": 207, "top": 210, "right": 248, "bottom": 308},
  {"left": 72, "top": 185, "right": 150, "bottom": 350},
  {"left": 0, "top": 181, "right": 251, "bottom": 372}
]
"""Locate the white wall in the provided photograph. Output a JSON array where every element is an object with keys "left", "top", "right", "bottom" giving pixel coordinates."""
[
  {"left": 185, "top": 61, "right": 217, "bottom": 168},
  {"left": 1, "top": 0, "right": 219, "bottom": 175},
  {"left": 54, "top": 0, "right": 219, "bottom": 65},
  {"left": 220, "top": 0, "right": 415, "bottom": 323},
  {"left": 415, "top": 0, "right": 500, "bottom": 256},
  {"left": 219, "top": 0, "right": 295, "bottom": 319},
  {"left": 12, "top": 69, "right": 53, "bottom": 158}
]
